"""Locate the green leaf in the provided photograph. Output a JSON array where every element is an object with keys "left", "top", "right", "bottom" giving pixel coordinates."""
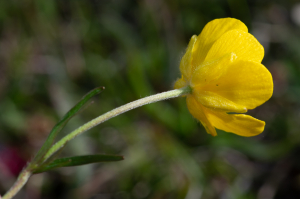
[
  {"left": 33, "top": 154, "right": 124, "bottom": 174},
  {"left": 32, "top": 87, "right": 105, "bottom": 165}
]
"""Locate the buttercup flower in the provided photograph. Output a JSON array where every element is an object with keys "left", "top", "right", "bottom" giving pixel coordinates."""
[{"left": 174, "top": 18, "right": 273, "bottom": 136}]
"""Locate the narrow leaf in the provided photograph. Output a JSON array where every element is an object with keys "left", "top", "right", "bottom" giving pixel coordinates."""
[
  {"left": 33, "top": 87, "right": 105, "bottom": 164},
  {"left": 33, "top": 154, "right": 123, "bottom": 174}
]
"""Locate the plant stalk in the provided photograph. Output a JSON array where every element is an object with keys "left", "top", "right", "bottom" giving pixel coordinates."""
[
  {"left": 2, "top": 86, "right": 191, "bottom": 199},
  {"left": 44, "top": 86, "right": 191, "bottom": 161},
  {"left": 2, "top": 168, "right": 31, "bottom": 199}
]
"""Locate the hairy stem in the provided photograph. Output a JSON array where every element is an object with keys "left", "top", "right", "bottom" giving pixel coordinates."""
[
  {"left": 2, "top": 86, "right": 191, "bottom": 199},
  {"left": 2, "top": 168, "right": 31, "bottom": 199},
  {"left": 44, "top": 86, "right": 191, "bottom": 161}
]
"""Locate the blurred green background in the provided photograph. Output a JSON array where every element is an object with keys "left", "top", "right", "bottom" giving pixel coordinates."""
[{"left": 0, "top": 0, "right": 300, "bottom": 198}]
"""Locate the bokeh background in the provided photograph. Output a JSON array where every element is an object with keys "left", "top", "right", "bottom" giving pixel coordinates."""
[{"left": 0, "top": 0, "right": 300, "bottom": 198}]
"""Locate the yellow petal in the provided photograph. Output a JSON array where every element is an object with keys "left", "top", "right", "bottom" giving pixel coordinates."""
[
  {"left": 186, "top": 95, "right": 217, "bottom": 136},
  {"left": 193, "top": 90, "right": 247, "bottom": 113},
  {"left": 190, "top": 52, "right": 237, "bottom": 88},
  {"left": 179, "top": 35, "right": 197, "bottom": 80},
  {"left": 191, "top": 18, "right": 248, "bottom": 72},
  {"left": 204, "top": 29, "right": 264, "bottom": 63},
  {"left": 205, "top": 108, "right": 265, "bottom": 137},
  {"left": 202, "top": 60, "right": 273, "bottom": 110},
  {"left": 174, "top": 76, "right": 187, "bottom": 89}
]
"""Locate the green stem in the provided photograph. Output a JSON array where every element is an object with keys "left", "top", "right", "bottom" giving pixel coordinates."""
[
  {"left": 2, "top": 86, "right": 191, "bottom": 199},
  {"left": 44, "top": 86, "right": 191, "bottom": 161},
  {"left": 2, "top": 168, "right": 31, "bottom": 199}
]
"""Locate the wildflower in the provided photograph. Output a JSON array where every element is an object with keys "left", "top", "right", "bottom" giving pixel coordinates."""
[{"left": 174, "top": 18, "right": 273, "bottom": 136}]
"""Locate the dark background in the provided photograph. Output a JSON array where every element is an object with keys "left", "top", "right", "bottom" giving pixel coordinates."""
[{"left": 1, "top": 0, "right": 300, "bottom": 198}]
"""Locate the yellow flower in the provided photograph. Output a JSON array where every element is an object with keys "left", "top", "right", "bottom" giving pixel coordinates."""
[{"left": 174, "top": 18, "right": 273, "bottom": 137}]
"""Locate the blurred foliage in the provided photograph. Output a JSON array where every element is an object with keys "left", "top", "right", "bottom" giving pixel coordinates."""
[{"left": 1, "top": 0, "right": 300, "bottom": 199}]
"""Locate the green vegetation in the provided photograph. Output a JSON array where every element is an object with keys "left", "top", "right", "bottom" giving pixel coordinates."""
[{"left": 0, "top": 0, "right": 300, "bottom": 198}]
